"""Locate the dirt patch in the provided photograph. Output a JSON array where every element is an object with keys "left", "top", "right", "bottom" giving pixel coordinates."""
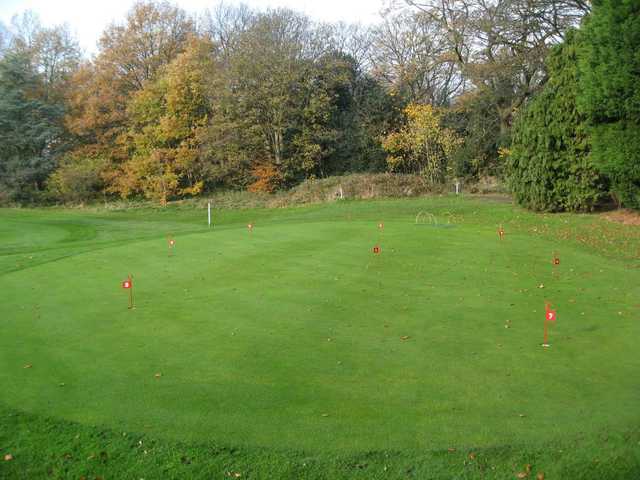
[{"left": 602, "top": 209, "right": 640, "bottom": 226}]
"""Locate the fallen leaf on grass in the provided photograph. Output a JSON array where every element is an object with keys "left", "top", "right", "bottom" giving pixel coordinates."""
[
  {"left": 468, "top": 453, "right": 476, "bottom": 460},
  {"left": 154, "top": 373, "right": 162, "bottom": 379},
  {"left": 400, "top": 336, "right": 410, "bottom": 341},
  {"left": 536, "top": 473, "right": 545, "bottom": 480},
  {"left": 4, "top": 454, "right": 13, "bottom": 461},
  {"left": 516, "top": 472, "right": 528, "bottom": 479},
  {"left": 321, "top": 413, "right": 330, "bottom": 417},
  {"left": 538, "top": 284, "right": 544, "bottom": 289},
  {"left": 448, "top": 448, "right": 456, "bottom": 452},
  {"left": 23, "top": 364, "right": 32, "bottom": 369}
]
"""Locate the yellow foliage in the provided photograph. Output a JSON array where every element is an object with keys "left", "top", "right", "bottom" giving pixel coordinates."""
[
  {"left": 498, "top": 147, "right": 511, "bottom": 159},
  {"left": 112, "top": 37, "right": 214, "bottom": 203},
  {"left": 382, "top": 103, "right": 461, "bottom": 184}
]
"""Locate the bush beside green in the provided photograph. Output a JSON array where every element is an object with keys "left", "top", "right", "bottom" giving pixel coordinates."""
[
  {"left": 577, "top": 0, "right": 640, "bottom": 209},
  {"left": 507, "top": 31, "right": 606, "bottom": 212}
]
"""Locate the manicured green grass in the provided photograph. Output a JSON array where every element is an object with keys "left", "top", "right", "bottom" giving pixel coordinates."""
[{"left": 1, "top": 196, "right": 639, "bottom": 478}]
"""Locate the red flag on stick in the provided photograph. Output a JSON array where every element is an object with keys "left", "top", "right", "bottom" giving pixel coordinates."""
[
  {"left": 122, "top": 275, "right": 134, "bottom": 309},
  {"left": 542, "top": 302, "right": 556, "bottom": 347}
]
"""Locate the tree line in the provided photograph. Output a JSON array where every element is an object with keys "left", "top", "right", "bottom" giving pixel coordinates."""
[{"left": 0, "top": 0, "right": 637, "bottom": 211}]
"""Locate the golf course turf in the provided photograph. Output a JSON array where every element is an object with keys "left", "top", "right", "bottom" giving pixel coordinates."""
[{"left": 1, "top": 196, "right": 639, "bottom": 479}]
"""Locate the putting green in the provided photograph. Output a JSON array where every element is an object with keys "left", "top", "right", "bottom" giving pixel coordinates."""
[{"left": 1, "top": 199, "right": 639, "bottom": 452}]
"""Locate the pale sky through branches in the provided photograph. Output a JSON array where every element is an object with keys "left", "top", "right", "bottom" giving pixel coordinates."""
[{"left": 0, "top": 0, "right": 387, "bottom": 55}]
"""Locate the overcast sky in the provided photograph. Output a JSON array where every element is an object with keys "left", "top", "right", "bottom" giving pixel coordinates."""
[{"left": 0, "top": 0, "right": 387, "bottom": 55}]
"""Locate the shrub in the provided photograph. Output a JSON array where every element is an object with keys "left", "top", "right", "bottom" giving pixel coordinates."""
[
  {"left": 507, "top": 31, "right": 606, "bottom": 212},
  {"left": 247, "top": 163, "right": 284, "bottom": 193},
  {"left": 577, "top": 0, "right": 640, "bottom": 208},
  {"left": 47, "top": 156, "right": 108, "bottom": 204},
  {"left": 382, "top": 104, "right": 461, "bottom": 184}
]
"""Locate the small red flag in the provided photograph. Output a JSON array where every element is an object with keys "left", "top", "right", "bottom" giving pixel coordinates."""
[
  {"left": 122, "top": 280, "right": 132, "bottom": 289},
  {"left": 373, "top": 246, "right": 381, "bottom": 254},
  {"left": 546, "top": 310, "right": 556, "bottom": 322}
]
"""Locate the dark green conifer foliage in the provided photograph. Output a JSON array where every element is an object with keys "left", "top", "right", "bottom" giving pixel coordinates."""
[
  {"left": 507, "top": 31, "right": 606, "bottom": 212},
  {"left": 0, "top": 51, "right": 64, "bottom": 202},
  {"left": 577, "top": 0, "right": 640, "bottom": 208}
]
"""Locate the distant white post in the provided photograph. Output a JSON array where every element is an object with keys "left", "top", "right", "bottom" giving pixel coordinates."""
[
  {"left": 455, "top": 181, "right": 460, "bottom": 195},
  {"left": 208, "top": 202, "right": 211, "bottom": 227}
]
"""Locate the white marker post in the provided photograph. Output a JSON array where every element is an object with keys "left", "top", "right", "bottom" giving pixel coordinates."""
[
  {"left": 208, "top": 202, "right": 211, "bottom": 228},
  {"left": 455, "top": 181, "right": 460, "bottom": 195}
]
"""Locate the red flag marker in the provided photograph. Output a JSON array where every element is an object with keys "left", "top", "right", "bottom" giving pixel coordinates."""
[
  {"left": 373, "top": 245, "right": 381, "bottom": 254},
  {"left": 542, "top": 302, "right": 556, "bottom": 347},
  {"left": 122, "top": 275, "right": 134, "bottom": 309}
]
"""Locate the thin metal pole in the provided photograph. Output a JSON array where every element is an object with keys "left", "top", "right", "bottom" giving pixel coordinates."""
[{"left": 128, "top": 274, "right": 133, "bottom": 309}]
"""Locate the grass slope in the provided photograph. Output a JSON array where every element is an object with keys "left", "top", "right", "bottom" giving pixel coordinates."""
[{"left": 1, "top": 196, "right": 639, "bottom": 478}]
